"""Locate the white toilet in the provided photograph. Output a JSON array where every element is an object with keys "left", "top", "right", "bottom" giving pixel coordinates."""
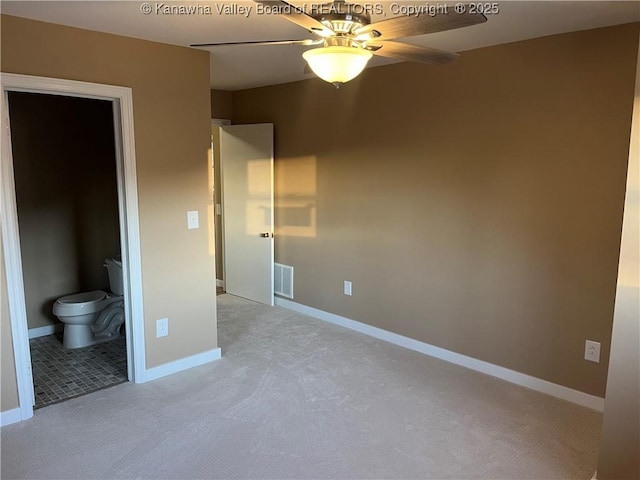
[{"left": 53, "top": 257, "right": 125, "bottom": 349}]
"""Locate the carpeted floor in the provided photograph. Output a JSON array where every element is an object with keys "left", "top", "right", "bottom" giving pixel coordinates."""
[{"left": 1, "top": 294, "right": 602, "bottom": 479}]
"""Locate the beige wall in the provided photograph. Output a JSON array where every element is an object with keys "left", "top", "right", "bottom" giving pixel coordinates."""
[
  {"left": 1, "top": 13, "right": 217, "bottom": 413},
  {"left": 232, "top": 23, "right": 639, "bottom": 397},
  {"left": 10, "top": 93, "right": 121, "bottom": 329},
  {"left": 211, "top": 89, "right": 232, "bottom": 120},
  {"left": 1, "top": 232, "right": 20, "bottom": 413},
  {"left": 598, "top": 37, "right": 640, "bottom": 480}
]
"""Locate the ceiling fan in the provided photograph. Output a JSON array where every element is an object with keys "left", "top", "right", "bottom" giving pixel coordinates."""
[{"left": 192, "top": 0, "right": 487, "bottom": 86}]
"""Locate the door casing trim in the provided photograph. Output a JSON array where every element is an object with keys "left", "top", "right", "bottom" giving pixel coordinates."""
[{"left": 1, "top": 73, "right": 147, "bottom": 423}]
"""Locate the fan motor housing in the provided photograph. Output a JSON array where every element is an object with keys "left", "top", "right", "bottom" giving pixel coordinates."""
[{"left": 310, "top": 2, "right": 372, "bottom": 34}]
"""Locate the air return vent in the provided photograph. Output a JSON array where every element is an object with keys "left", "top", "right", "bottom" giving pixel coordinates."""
[{"left": 274, "top": 263, "right": 294, "bottom": 299}]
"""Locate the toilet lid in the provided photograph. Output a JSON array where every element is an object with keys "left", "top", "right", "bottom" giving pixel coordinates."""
[{"left": 57, "top": 290, "right": 106, "bottom": 305}]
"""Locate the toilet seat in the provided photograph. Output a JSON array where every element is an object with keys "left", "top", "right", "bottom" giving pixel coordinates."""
[
  {"left": 53, "top": 257, "right": 125, "bottom": 349},
  {"left": 53, "top": 290, "right": 107, "bottom": 316}
]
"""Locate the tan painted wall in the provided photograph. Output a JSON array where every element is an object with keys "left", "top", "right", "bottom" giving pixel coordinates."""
[
  {"left": 598, "top": 37, "right": 640, "bottom": 480},
  {"left": 9, "top": 93, "right": 121, "bottom": 330},
  {"left": 1, "top": 12, "right": 217, "bottom": 396},
  {"left": 211, "top": 89, "right": 232, "bottom": 120},
  {"left": 1, "top": 232, "right": 20, "bottom": 413},
  {"left": 232, "top": 24, "right": 639, "bottom": 397}
]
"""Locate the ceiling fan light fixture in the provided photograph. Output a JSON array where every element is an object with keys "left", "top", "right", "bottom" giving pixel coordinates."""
[{"left": 302, "top": 46, "right": 373, "bottom": 84}]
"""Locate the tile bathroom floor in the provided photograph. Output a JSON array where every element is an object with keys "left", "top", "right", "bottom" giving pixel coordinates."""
[{"left": 29, "top": 333, "right": 127, "bottom": 409}]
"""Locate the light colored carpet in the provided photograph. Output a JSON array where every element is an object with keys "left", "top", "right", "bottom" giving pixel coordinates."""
[{"left": 1, "top": 294, "right": 602, "bottom": 479}]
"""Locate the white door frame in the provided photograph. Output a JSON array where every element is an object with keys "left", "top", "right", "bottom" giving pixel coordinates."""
[
  {"left": 211, "top": 118, "right": 230, "bottom": 289},
  {"left": 1, "top": 73, "right": 147, "bottom": 422}
]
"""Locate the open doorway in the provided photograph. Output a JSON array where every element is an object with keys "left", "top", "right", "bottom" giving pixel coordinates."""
[
  {"left": 1, "top": 74, "right": 146, "bottom": 423},
  {"left": 8, "top": 91, "right": 127, "bottom": 408}
]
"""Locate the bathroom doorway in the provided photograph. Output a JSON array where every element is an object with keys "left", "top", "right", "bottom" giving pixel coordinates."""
[
  {"left": 8, "top": 91, "right": 126, "bottom": 408},
  {"left": 1, "top": 74, "right": 146, "bottom": 423}
]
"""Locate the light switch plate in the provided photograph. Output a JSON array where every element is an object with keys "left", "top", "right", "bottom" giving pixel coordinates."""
[
  {"left": 344, "top": 280, "right": 352, "bottom": 296},
  {"left": 187, "top": 210, "right": 199, "bottom": 229}
]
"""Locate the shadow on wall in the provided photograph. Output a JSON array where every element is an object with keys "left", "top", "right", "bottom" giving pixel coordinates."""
[{"left": 39, "top": 297, "right": 60, "bottom": 323}]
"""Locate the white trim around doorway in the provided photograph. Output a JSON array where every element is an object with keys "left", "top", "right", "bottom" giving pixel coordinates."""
[
  {"left": 1, "top": 73, "right": 147, "bottom": 424},
  {"left": 211, "top": 118, "right": 230, "bottom": 293}
]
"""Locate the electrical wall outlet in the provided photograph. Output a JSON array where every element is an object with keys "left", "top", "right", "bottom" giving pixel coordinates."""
[
  {"left": 156, "top": 318, "right": 169, "bottom": 338},
  {"left": 344, "top": 280, "right": 352, "bottom": 296},
  {"left": 585, "top": 340, "right": 601, "bottom": 363}
]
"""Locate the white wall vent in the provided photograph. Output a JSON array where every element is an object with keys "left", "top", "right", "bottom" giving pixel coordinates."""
[{"left": 274, "top": 263, "right": 294, "bottom": 298}]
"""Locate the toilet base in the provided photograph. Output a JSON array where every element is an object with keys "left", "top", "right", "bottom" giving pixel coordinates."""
[{"left": 62, "top": 324, "right": 121, "bottom": 349}]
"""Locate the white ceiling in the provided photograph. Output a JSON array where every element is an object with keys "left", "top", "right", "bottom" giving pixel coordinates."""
[{"left": 2, "top": 1, "right": 639, "bottom": 90}]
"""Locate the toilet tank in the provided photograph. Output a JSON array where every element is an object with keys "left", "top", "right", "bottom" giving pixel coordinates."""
[{"left": 105, "top": 257, "right": 124, "bottom": 296}]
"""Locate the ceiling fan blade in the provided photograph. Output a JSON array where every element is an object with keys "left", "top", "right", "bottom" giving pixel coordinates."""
[
  {"left": 253, "top": 1, "right": 334, "bottom": 37},
  {"left": 191, "top": 38, "right": 321, "bottom": 47},
  {"left": 355, "top": 10, "right": 486, "bottom": 41},
  {"left": 369, "top": 41, "right": 458, "bottom": 65}
]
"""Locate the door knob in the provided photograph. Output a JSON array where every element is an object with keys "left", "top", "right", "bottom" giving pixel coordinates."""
[{"left": 260, "top": 232, "right": 271, "bottom": 238}]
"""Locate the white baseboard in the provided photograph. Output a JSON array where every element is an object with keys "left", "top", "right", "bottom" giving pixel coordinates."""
[
  {"left": 28, "top": 324, "right": 63, "bottom": 339},
  {"left": 216, "top": 279, "right": 225, "bottom": 288},
  {"left": 275, "top": 298, "right": 605, "bottom": 412},
  {"left": 145, "top": 348, "right": 221, "bottom": 382},
  {"left": 0, "top": 407, "right": 23, "bottom": 427}
]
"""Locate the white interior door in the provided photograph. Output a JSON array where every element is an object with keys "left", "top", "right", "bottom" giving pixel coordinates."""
[{"left": 220, "top": 124, "right": 274, "bottom": 305}]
